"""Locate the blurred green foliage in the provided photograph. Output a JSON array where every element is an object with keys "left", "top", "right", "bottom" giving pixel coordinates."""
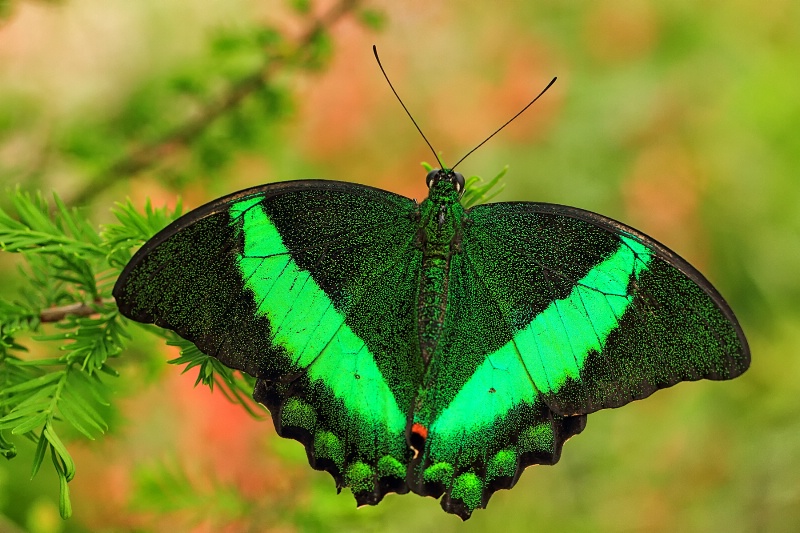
[{"left": 1, "top": 0, "right": 798, "bottom": 532}]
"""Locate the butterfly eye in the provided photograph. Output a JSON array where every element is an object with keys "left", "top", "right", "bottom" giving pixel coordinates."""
[
  {"left": 425, "top": 169, "right": 441, "bottom": 188},
  {"left": 453, "top": 172, "right": 465, "bottom": 193}
]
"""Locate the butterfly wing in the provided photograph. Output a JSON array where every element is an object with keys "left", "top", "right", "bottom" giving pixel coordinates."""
[
  {"left": 412, "top": 201, "right": 749, "bottom": 519},
  {"left": 114, "top": 180, "right": 424, "bottom": 505},
  {"left": 462, "top": 202, "right": 749, "bottom": 413}
]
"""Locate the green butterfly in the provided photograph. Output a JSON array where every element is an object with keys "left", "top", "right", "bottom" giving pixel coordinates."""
[{"left": 113, "top": 166, "right": 749, "bottom": 519}]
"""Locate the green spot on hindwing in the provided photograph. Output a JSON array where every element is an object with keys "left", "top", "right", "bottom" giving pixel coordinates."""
[
  {"left": 517, "top": 423, "right": 554, "bottom": 453},
  {"left": 377, "top": 455, "right": 405, "bottom": 479},
  {"left": 345, "top": 461, "right": 375, "bottom": 494},
  {"left": 314, "top": 431, "right": 344, "bottom": 468},
  {"left": 451, "top": 473, "right": 484, "bottom": 511},
  {"left": 280, "top": 398, "right": 317, "bottom": 431},
  {"left": 486, "top": 449, "right": 517, "bottom": 482},
  {"left": 423, "top": 462, "right": 455, "bottom": 485}
]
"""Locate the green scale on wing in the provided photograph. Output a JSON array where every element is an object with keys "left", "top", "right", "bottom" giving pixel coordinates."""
[{"left": 114, "top": 169, "right": 750, "bottom": 520}]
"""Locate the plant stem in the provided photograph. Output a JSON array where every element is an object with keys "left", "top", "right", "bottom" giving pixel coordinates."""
[{"left": 39, "top": 300, "right": 112, "bottom": 323}]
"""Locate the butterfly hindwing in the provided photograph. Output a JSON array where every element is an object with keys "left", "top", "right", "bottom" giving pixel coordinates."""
[{"left": 113, "top": 180, "right": 424, "bottom": 504}]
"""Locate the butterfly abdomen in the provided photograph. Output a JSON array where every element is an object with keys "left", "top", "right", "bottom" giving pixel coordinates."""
[{"left": 418, "top": 254, "right": 451, "bottom": 364}]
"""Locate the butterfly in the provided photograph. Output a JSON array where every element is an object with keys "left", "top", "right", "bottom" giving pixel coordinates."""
[
  {"left": 113, "top": 166, "right": 749, "bottom": 519},
  {"left": 113, "top": 51, "right": 749, "bottom": 519}
]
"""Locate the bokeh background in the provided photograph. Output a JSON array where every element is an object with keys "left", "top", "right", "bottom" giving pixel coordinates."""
[{"left": 1, "top": 0, "right": 798, "bottom": 531}]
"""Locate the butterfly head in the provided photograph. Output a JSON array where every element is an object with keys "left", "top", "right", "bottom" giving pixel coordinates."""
[{"left": 425, "top": 168, "right": 465, "bottom": 201}]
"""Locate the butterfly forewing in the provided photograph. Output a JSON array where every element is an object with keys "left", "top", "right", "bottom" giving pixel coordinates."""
[{"left": 114, "top": 180, "right": 424, "bottom": 504}]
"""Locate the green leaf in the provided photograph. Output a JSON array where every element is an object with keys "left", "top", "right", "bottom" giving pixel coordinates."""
[
  {"left": 57, "top": 401, "right": 97, "bottom": 440},
  {"left": 44, "top": 424, "right": 75, "bottom": 481},
  {"left": 6, "top": 358, "right": 62, "bottom": 367},
  {"left": 52, "top": 446, "right": 73, "bottom": 519},
  {"left": 62, "top": 383, "right": 107, "bottom": 435},
  {"left": 0, "top": 191, "right": 105, "bottom": 256},
  {"left": 99, "top": 363, "right": 120, "bottom": 377},
  {"left": 58, "top": 468, "right": 73, "bottom": 519},
  {"left": 0, "top": 400, "right": 49, "bottom": 422},
  {"left": 69, "top": 371, "right": 111, "bottom": 407},
  {"left": 7, "top": 411, "right": 47, "bottom": 434},
  {"left": 0, "top": 385, "right": 52, "bottom": 411},
  {"left": 0, "top": 430, "right": 17, "bottom": 459},
  {"left": 461, "top": 166, "right": 508, "bottom": 208},
  {"left": 30, "top": 430, "right": 48, "bottom": 478},
  {"left": 0, "top": 371, "right": 62, "bottom": 395}
]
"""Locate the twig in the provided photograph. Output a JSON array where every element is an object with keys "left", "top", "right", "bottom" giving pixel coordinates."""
[
  {"left": 39, "top": 299, "right": 113, "bottom": 323},
  {"left": 68, "top": 0, "right": 360, "bottom": 206}
]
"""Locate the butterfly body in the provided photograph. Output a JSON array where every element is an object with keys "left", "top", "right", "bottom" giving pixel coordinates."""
[
  {"left": 416, "top": 172, "right": 466, "bottom": 364},
  {"left": 114, "top": 171, "right": 749, "bottom": 520}
]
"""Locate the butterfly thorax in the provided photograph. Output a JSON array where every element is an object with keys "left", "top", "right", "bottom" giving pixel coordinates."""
[{"left": 417, "top": 182, "right": 464, "bottom": 365}]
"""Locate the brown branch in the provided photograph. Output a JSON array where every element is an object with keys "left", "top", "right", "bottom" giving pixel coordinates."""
[
  {"left": 39, "top": 299, "right": 113, "bottom": 323},
  {"left": 68, "top": 0, "right": 360, "bottom": 207}
]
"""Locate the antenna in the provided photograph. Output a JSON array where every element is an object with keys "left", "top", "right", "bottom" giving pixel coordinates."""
[
  {"left": 451, "top": 76, "right": 557, "bottom": 171},
  {"left": 373, "top": 45, "right": 445, "bottom": 170}
]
